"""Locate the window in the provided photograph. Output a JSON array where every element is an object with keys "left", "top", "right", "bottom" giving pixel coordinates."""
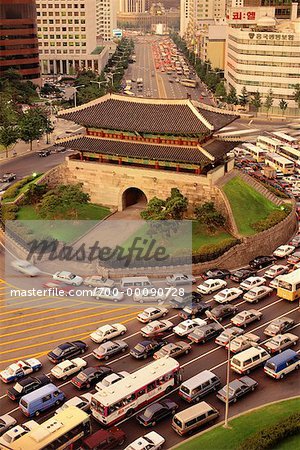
[{"left": 42, "top": 394, "right": 51, "bottom": 402}]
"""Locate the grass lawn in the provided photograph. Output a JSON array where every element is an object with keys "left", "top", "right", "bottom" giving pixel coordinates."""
[
  {"left": 223, "top": 176, "right": 279, "bottom": 236},
  {"left": 16, "top": 203, "right": 110, "bottom": 243},
  {"left": 274, "top": 434, "right": 300, "bottom": 450},
  {"left": 2, "top": 173, "right": 44, "bottom": 203},
  {"left": 175, "top": 397, "right": 300, "bottom": 450}
]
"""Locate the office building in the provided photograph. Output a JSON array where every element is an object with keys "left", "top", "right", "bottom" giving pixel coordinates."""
[{"left": 119, "top": 0, "right": 146, "bottom": 13}]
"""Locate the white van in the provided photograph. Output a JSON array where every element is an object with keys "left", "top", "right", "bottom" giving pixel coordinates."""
[
  {"left": 231, "top": 346, "right": 270, "bottom": 374},
  {"left": 172, "top": 401, "right": 219, "bottom": 436},
  {"left": 179, "top": 370, "right": 221, "bottom": 403},
  {"left": 120, "top": 276, "right": 152, "bottom": 291}
]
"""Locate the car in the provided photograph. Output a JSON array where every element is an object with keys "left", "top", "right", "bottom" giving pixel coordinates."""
[
  {"left": 230, "top": 268, "right": 258, "bottom": 282},
  {"left": 287, "top": 251, "right": 300, "bottom": 265},
  {"left": 213, "top": 288, "right": 243, "bottom": 304},
  {"left": 55, "top": 393, "right": 92, "bottom": 413},
  {"left": 7, "top": 374, "right": 50, "bottom": 401},
  {"left": 0, "top": 415, "right": 17, "bottom": 436},
  {"left": 84, "top": 275, "right": 115, "bottom": 288},
  {"left": 169, "top": 291, "right": 202, "bottom": 309},
  {"left": 243, "top": 285, "right": 273, "bottom": 303},
  {"left": 269, "top": 276, "right": 281, "bottom": 289},
  {"left": 249, "top": 255, "right": 275, "bottom": 269},
  {"left": 96, "top": 371, "right": 129, "bottom": 390},
  {"left": 81, "top": 427, "right": 126, "bottom": 449},
  {"left": 273, "top": 245, "right": 295, "bottom": 258},
  {"left": 264, "top": 265, "right": 289, "bottom": 278},
  {"left": 264, "top": 317, "right": 295, "bottom": 337},
  {"left": 93, "top": 340, "right": 128, "bottom": 360},
  {"left": 263, "top": 333, "right": 299, "bottom": 354},
  {"left": 0, "top": 425, "right": 29, "bottom": 446},
  {"left": 42, "top": 280, "right": 74, "bottom": 296},
  {"left": 240, "top": 276, "right": 266, "bottom": 291},
  {"left": 136, "top": 399, "right": 178, "bottom": 427},
  {"left": 201, "top": 268, "right": 231, "bottom": 280},
  {"left": 231, "top": 309, "right": 262, "bottom": 328},
  {"left": 0, "top": 173, "right": 16, "bottom": 183},
  {"left": 130, "top": 340, "right": 167, "bottom": 360},
  {"left": 197, "top": 278, "right": 227, "bottom": 295},
  {"left": 165, "top": 274, "right": 196, "bottom": 286},
  {"left": 217, "top": 376, "right": 258, "bottom": 403},
  {"left": 50, "top": 357, "right": 87, "bottom": 380},
  {"left": 179, "top": 301, "right": 211, "bottom": 320},
  {"left": 137, "top": 307, "right": 168, "bottom": 323},
  {"left": 215, "top": 327, "right": 244, "bottom": 347},
  {"left": 228, "top": 333, "right": 260, "bottom": 353},
  {"left": 10, "top": 260, "right": 40, "bottom": 277},
  {"left": 289, "top": 236, "right": 300, "bottom": 248},
  {"left": 133, "top": 290, "right": 167, "bottom": 304},
  {"left": 188, "top": 322, "right": 223, "bottom": 344},
  {"left": 140, "top": 320, "right": 173, "bottom": 338},
  {"left": 38, "top": 149, "right": 51, "bottom": 157},
  {"left": 90, "top": 323, "right": 127, "bottom": 344},
  {"left": 52, "top": 271, "right": 83, "bottom": 286},
  {"left": 47, "top": 341, "right": 88, "bottom": 363},
  {"left": 71, "top": 365, "right": 113, "bottom": 390},
  {"left": 153, "top": 341, "right": 191, "bottom": 360},
  {"left": 124, "top": 431, "right": 165, "bottom": 450},
  {"left": 93, "top": 288, "right": 124, "bottom": 302},
  {"left": 207, "top": 304, "right": 238, "bottom": 322},
  {"left": 173, "top": 318, "right": 206, "bottom": 337},
  {"left": 0, "top": 359, "right": 42, "bottom": 383}
]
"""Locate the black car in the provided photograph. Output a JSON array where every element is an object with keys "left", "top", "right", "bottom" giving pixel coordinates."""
[
  {"left": 202, "top": 268, "right": 231, "bottom": 280},
  {"left": 71, "top": 366, "right": 112, "bottom": 390},
  {"left": 7, "top": 374, "right": 50, "bottom": 401},
  {"left": 136, "top": 398, "right": 178, "bottom": 426},
  {"left": 249, "top": 256, "right": 275, "bottom": 269},
  {"left": 230, "top": 268, "right": 257, "bottom": 283},
  {"left": 169, "top": 292, "right": 202, "bottom": 309},
  {"left": 0, "top": 173, "right": 16, "bottom": 183},
  {"left": 188, "top": 322, "right": 223, "bottom": 344},
  {"left": 47, "top": 340, "right": 88, "bottom": 363},
  {"left": 38, "top": 149, "right": 51, "bottom": 157},
  {"left": 130, "top": 340, "right": 168, "bottom": 359},
  {"left": 217, "top": 376, "right": 258, "bottom": 403},
  {"left": 208, "top": 304, "right": 238, "bottom": 322},
  {"left": 179, "top": 301, "right": 211, "bottom": 320}
]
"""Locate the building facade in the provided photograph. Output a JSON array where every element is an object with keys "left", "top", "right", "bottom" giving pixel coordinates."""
[
  {"left": 119, "top": 0, "right": 146, "bottom": 13},
  {"left": 0, "top": 0, "right": 40, "bottom": 84},
  {"left": 96, "top": 0, "right": 118, "bottom": 42},
  {"left": 225, "top": 16, "right": 300, "bottom": 109},
  {"left": 230, "top": 0, "right": 300, "bottom": 19}
]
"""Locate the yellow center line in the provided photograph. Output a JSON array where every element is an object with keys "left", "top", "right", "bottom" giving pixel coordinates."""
[
  {"left": 0, "top": 311, "right": 139, "bottom": 349},
  {"left": 1, "top": 305, "right": 133, "bottom": 334},
  {"left": 0, "top": 306, "right": 73, "bottom": 322}
]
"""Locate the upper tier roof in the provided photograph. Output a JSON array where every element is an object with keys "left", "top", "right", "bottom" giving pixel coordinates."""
[{"left": 58, "top": 94, "right": 238, "bottom": 135}]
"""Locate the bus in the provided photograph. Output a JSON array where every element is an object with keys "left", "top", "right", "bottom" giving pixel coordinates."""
[
  {"left": 242, "top": 143, "right": 267, "bottom": 162},
  {"left": 7, "top": 407, "right": 91, "bottom": 450},
  {"left": 180, "top": 79, "right": 198, "bottom": 88},
  {"left": 265, "top": 152, "right": 294, "bottom": 175},
  {"left": 277, "top": 145, "right": 300, "bottom": 171},
  {"left": 257, "top": 136, "right": 283, "bottom": 153},
  {"left": 277, "top": 268, "right": 300, "bottom": 301},
  {"left": 90, "top": 357, "right": 182, "bottom": 426},
  {"left": 270, "top": 131, "right": 298, "bottom": 148}
]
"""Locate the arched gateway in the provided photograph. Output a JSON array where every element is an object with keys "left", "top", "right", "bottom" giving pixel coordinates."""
[{"left": 122, "top": 187, "right": 147, "bottom": 209}]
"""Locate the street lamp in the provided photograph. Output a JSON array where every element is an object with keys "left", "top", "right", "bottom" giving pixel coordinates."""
[
  {"left": 90, "top": 80, "right": 108, "bottom": 89},
  {"left": 73, "top": 85, "right": 85, "bottom": 107},
  {"left": 106, "top": 72, "right": 122, "bottom": 85},
  {"left": 206, "top": 310, "right": 232, "bottom": 429}
]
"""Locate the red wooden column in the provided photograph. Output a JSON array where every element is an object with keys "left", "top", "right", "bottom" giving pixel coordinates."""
[
  {"left": 118, "top": 157, "right": 122, "bottom": 165},
  {"left": 155, "top": 161, "right": 159, "bottom": 169}
]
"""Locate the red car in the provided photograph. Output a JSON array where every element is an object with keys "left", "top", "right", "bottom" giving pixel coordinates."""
[
  {"left": 42, "top": 280, "right": 73, "bottom": 296},
  {"left": 81, "top": 427, "right": 126, "bottom": 449}
]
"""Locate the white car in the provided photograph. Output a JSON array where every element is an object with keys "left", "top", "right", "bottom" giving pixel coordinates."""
[
  {"left": 173, "top": 318, "right": 206, "bottom": 337},
  {"left": 11, "top": 260, "right": 40, "bottom": 277},
  {"left": 166, "top": 274, "right": 196, "bottom": 286},
  {"left": 96, "top": 371, "right": 129, "bottom": 390},
  {"left": 50, "top": 358, "right": 87, "bottom": 380},
  {"left": 137, "top": 307, "right": 168, "bottom": 323},
  {"left": 55, "top": 393, "right": 92, "bottom": 413},
  {"left": 269, "top": 276, "right": 280, "bottom": 289},
  {"left": 84, "top": 276, "right": 115, "bottom": 288},
  {"left": 140, "top": 320, "right": 173, "bottom": 338},
  {"left": 228, "top": 333, "right": 260, "bottom": 353},
  {"left": 93, "top": 288, "right": 124, "bottom": 302},
  {"left": 90, "top": 323, "right": 127, "bottom": 343},
  {"left": 0, "top": 414, "right": 17, "bottom": 437},
  {"left": 133, "top": 291, "right": 167, "bottom": 304},
  {"left": 243, "top": 286, "right": 273, "bottom": 303},
  {"left": 197, "top": 278, "right": 227, "bottom": 295},
  {"left": 213, "top": 288, "right": 243, "bottom": 304},
  {"left": 53, "top": 271, "right": 83, "bottom": 286},
  {"left": 0, "top": 359, "right": 42, "bottom": 383},
  {"left": 273, "top": 245, "right": 295, "bottom": 258},
  {"left": 240, "top": 276, "right": 266, "bottom": 291},
  {"left": 264, "top": 265, "right": 289, "bottom": 279},
  {"left": 124, "top": 431, "right": 165, "bottom": 450}
]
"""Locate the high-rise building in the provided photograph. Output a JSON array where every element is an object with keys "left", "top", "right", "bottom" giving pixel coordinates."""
[
  {"left": 36, "top": 0, "right": 117, "bottom": 75},
  {"left": 230, "top": 0, "right": 300, "bottom": 19},
  {"left": 0, "top": 0, "right": 40, "bottom": 84},
  {"left": 119, "top": 0, "right": 146, "bottom": 13}
]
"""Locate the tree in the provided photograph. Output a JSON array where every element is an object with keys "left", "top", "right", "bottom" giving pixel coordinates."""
[
  {"left": 239, "top": 86, "right": 249, "bottom": 107},
  {"left": 24, "top": 183, "right": 48, "bottom": 206},
  {"left": 264, "top": 89, "right": 274, "bottom": 117},
  {"left": 165, "top": 188, "right": 188, "bottom": 220},
  {"left": 215, "top": 82, "right": 226, "bottom": 100},
  {"left": 19, "top": 108, "right": 47, "bottom": 151},
  {"left": 293, "top": 84, "right": 300, "bottom": 109},
  {"left": 250, "top": 91, "right": 262, "bottom": 116},
  {"left": 194, "top": 202, "right": 226, "bottom": 232},
  {"left": 140, "top": 197, "right": 167, "bottom": 221},
  {"left": 39, "top": 183, "right": 90, "bottom": 219},
  {"left": 279, "top": 99, "right": 288, "bottom": 116},
  {"left": 0, "top": 126, "right": 19, "bottom": 158},
  {"left": 226, "top": 86, "right": 238, "bottom": 105}
]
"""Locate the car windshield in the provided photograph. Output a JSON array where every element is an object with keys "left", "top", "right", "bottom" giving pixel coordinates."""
[
  {"left": 13, "top": 383, "right": 23, "bottom": 393},
  {"left": 52, "top": 348, "right": 63, "bottom": 356},
  {"left": 218, "top": 293, "right": 226, "bottom": 298},
  {"left": 5, "top": 367, "right": 15, "bottom": 375},
  {"left": 228, "top": 387, "right": 236, "bottom": 395},
  {"left": 235, "top": 315, "right": 244, "bottom": 321},
  {"left": 269, "top": 339, "right": 278, "bottom": 345},
  {"left": 202, "top": 282, "right": 210, "bottom": 288},
  {"left": 134, "top": 344, "right": 145, "bottom": 352},
  {"left": 76, "top": 372, "right": 87, "bottom": 381},
  {"left": 247, "top": 291, "right": 256, "bottom": 297},
  {"left": 143, "top": 408, "right": 153, "bottom": 419},
  {"left": 243, "top": 280, "right": 251, "bottom": 286}
]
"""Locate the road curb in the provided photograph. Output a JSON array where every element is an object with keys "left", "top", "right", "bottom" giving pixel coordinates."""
[{"left": 169, "top": 395, "right": 300, "bottom": 449}]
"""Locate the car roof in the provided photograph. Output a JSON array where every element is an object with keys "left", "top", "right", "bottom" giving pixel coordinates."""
[{"left": 266, "top": 349, "right": 298, "bottom": 364}]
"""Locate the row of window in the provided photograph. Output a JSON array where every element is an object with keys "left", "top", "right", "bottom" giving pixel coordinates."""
[
  {"left": 38, "top": 34, "right": 86, "bottom": 39},
  {"left": 40, "top": 42, "right": 86, "bottom": 47},
  {"left": 38, "top": 28, "right": 85, "bottom": 33},
  {"left": 37, "top": 19, "right": 85, "bottom": 24},
  {"left": 227, "top": 52, "right": 300, "bottom": 68},
  {"left": 0, "top": 53, "right": 39, "bottom": 61},
  {"left": 227, "top": 72, "right": 296, "bottom": 90},
  {"left": 0, "top": 24, "right": 35, "bottom": 30},
  {"left": 37, "top": 3, "right": 85, "bottom": 8},
  {"left": 228, "top": 44, "right": 300, "bottom": 58},
  {"left": 228, "top": 35, "right": 299, "bottom": 47},
  {"left": 0, "top": 34, "right": 37, "bottom": 40},
  {"left": 227, "top": 61, "right": 300, "bottom": 79},
  {"left": 41, "top": 49, "right": 87, "bottom": 55},
  {"left": 37, "top": 11, "right": 85, "bottom": 17},
  {"left": 0, "top": 44, "right": 37, "bottom": 51}
]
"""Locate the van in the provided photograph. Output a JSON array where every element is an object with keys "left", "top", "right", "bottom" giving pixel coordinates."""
[
  {"left": 120, "top": 276, "right": 152, "bottom": 291},
  {"left": 231, "top": 346, "right": 270, "bottom": 374},
  {"left": 264, "top": 349, "right": 300, "bottom": 379},
  {"left": 178, "top": 370, "right": 221, "bottom": 403},
  {"left": 19, "top": 383, "right": 65, "bottom": 417},
  {"left": 172, "top": 401, "right": 219, "bottom": 436}
]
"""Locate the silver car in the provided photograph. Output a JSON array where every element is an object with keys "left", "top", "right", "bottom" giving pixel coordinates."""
[
  {"left": 263, "top": 333, "right": 299, "bottom": 354},
  {"left": 93, "top": 340, "right": 128, "bottom": 360},
  {"left": 243, "top": 286, "right": 273, "bottom": 303},
  {"left": 166, "top": 274, "right": 196, "bottom": 286},
  {"left": 84, "top": 276, "right": 115, "bottom": 288},
  {"left": 0, "top": 414, "right": 17, "bottom": 436},
  {"left": 11, "top": 260, "right": 40, "bottom": 277}
]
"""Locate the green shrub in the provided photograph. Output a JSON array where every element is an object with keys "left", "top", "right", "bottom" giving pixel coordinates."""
[
  {"left": 2, "top": 174, "right": 39, "bottom": 200},
  {"left": 261, "top": 182, "right": 290, "bottom": 199},
  {"left": 251, "top": 208, "right": 290, "bottom": 232},
  {"left": 2, "top": 204, "right": 19, "bottom": 221},
  {"left": 192, "top": 238, "right": 240, "bottom": 263},
  {"left": 237, "top": 412, "right": 300, "bottom": 450}
]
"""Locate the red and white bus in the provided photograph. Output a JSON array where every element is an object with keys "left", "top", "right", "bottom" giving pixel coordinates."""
[{"left": 90, "top": 357, "right": 182, "bottom": 426}]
